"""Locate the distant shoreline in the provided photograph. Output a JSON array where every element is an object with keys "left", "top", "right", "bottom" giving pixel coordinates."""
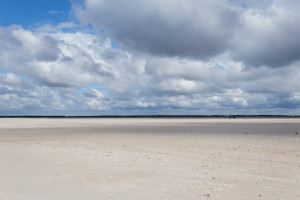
[{"left": 0, "top": 115, "right": 300, "bottom": 118}]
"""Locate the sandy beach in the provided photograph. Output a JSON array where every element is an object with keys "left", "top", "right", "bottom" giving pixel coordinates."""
[{"left": 0, "top": 118, "right": 299, "bottom": 200}]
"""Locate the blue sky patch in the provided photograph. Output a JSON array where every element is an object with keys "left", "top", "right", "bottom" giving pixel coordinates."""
[
  {"left": 110, "top": 39, "right": 120, "bottom": 48},
  {"left": 0, "top": 71, "right": 8, "bottom": 75},
  {"left": 215, "top": 64, "right": 226, "bottom": 71},
  {"left": 0, "top": 0, "right": 71, "bottom": 27},
  {"left": 76, "top": 83, "right": 109, "bottom": 96}
]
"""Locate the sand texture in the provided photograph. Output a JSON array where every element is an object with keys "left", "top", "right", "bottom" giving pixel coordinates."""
[{"left": 0, "top": 118, "right": 300, "bottom": 200}]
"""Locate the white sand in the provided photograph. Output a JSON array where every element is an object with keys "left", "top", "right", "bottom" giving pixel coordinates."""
[{"left": 0, "top": 118, "right": 299, "bottom": 200}]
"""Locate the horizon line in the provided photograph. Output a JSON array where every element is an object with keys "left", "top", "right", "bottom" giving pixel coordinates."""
[{"left": 0, "top": 115, "right": 300, "bottom": 118}]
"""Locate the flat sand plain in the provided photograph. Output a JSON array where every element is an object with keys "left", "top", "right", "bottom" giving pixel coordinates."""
[{"left": 0, "top": 118, "right": 300, "bottom": 200}]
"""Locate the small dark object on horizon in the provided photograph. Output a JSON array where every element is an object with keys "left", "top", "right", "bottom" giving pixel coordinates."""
[
  {"left": 227, "top": 116, "right": 237, "bottom": 119},
  {"left": 295, "top": 132, "right": 298, "bottom": 135}
]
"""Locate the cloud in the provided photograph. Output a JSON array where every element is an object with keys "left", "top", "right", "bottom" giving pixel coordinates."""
[
  {"left": 76, "top": 0, "right": 240, "bottom": 60},
  {"left": 0, "top": 73, "right": 21, "bottom": 85},
  {"left": 12, "top": 27, "right": 58, "bottom": 61},
  {"left": 231, "top": 0, "right": 300, "bottom": 67},
  {"left": 76, "top": 0, "right": 300, "bottom": 68},
  {"left": 1, "top": 0, "right": 300, "bottom": 115},
  {"left": 0, "top": 25, "right": 115, "bottom": 87},
  {"left": 48, "top": 10, "right": 65, "bottom": 15}
]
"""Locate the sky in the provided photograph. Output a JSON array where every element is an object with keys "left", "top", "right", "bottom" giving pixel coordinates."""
[{"left": 0, "top": 0, "right": 300, "bottom": 116}]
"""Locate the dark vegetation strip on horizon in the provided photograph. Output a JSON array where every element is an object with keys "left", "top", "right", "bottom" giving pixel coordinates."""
[{"left": 0, "top": 115, "right": 299, "bottom": 118}]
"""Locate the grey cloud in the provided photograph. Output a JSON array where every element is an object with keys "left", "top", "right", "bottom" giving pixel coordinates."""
[
  {"left": 76, "top": 0, "right": 300, "bottom": 68},
  {"left": 77, "top": 0, "right": 240, "bottom": 60},
  {"left": 231, "top": 0, "right": 300, "bottom": 67},
  {"left": 223, "top": 64, "right": 300, "bottom": 93},
  {"left": 0, "top": 86, "right": 18, "bottom": 95},
  {"left": 229, "top": 0, "right": 273, "bottom": 9}
]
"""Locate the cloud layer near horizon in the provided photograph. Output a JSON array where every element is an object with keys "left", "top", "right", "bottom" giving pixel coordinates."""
[{"left": 1, "top": 0, "right": 300, "bottom": 115}]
